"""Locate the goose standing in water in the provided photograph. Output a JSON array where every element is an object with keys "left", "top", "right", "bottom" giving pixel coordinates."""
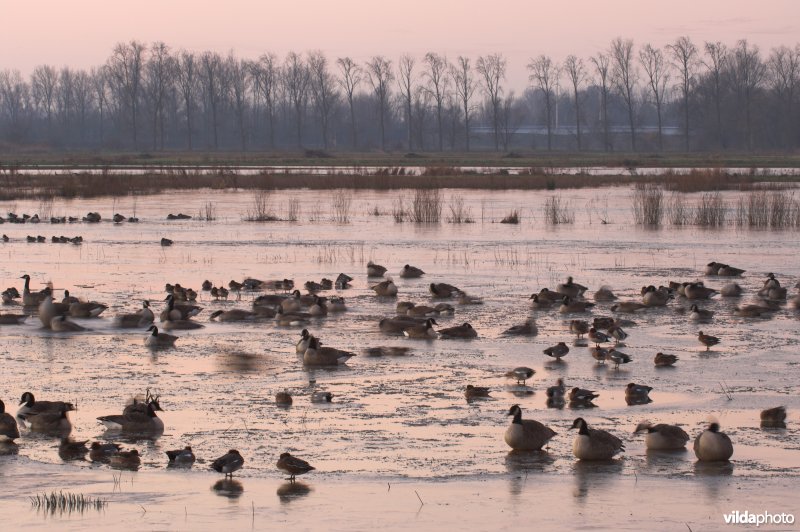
[
  {"left": 693, "top": 422, "right": 734, "bottom": 461},
  {"left": 145, "top": 325, "right": 179, "bottom": 348},
  {"left": 634, "top": 422, "right": 689, "bottom": 450},
  {"left": 504, "top": 404, "right": 556, "bottom": 451},
  {"left": 402, "top": 318, "right": 438, "bottom": 339},
  {"left": 303, "top": 337, "right": 356, "bottom": 366},
  {"left": 97, "top": 401, "right": 165, "bottom": 434},
  {"left": 569, "top": 418, "right": 624, "bottom": 460}
]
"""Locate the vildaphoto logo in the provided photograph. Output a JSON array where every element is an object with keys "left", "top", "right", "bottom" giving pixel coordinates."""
[{"left": 723, "top": 511, "right": 795, "bottom": 526}]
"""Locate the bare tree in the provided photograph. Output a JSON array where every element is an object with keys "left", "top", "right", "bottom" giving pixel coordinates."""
[
  {"left": 308, "top": 51, "right": 338, "bottom": 150},
  {"left": 0, "top": 70, "right": 29, "bottom": 137},
  {"left": 90, "top": 67, "right": 107, "bottom": 143},
  {"left": 199, "top": 51, "right": 224, "bottom": 149},
  {"left": 591, "top": 53, "right": 612, "bottom": 151},
  {"left": 563, "top": 55, "right": 586, "bottom": 150},
  {"left": 256, "top": 53, "right": 279, "bottom": 149},
  {"left": 767, "top": 45, "right": 799, "bottom": 149},
  {"left": 396, "top": 55, "right": 415, "bottom": 150},
  {"left": 57, "top": 68, "right": 74, "bottom": 135},
  {"left": 284, "top": 51, "right": 310, "bottom": 148},
  {"left": 106, "top": 41, "right": 146, "bottom": 148},
  {"left": 730, "top": 39, "right": 767, "bottom": 150},
  {"left": 611, "top": 37, "right": 639, "bottom": 151},
  {"left": 144, "top": 42, "right": 174, "bottom": 150},
  {"left": 476, "top": 53, "right": 506, "bottom": 151},
  {"left": 639, "top": 44, "right": 670, "bottom": 150},
  {"left": 366, "top": 55, "right": 394, "bottom": 151},
  {"left": 31, "top": 65, "right": 58, "bottom": 127},
  {"left": 528, "top": 54, "right": 558, "bottom": 150},
  {"left": 227, "top": 55, "right": 251, "bottom": 150},
  {"left": 336, "top": 57, "right": 362, "bottom": 149},
  {"left": 72, "top": 70, "right": 93, "bottom": 143},
  {"left": 175, "top": 51, "right": 198, "bottom": 150},
  {"left": 423, "top": 52, "right": 450, "bottom": 151},
  {"left": 449, "top": 56, "right": 476, "bottom": 151},
  {"left": 667, "top": 36, "right": 699, "bottom": 151},
  {"left": 702, "top": 41, "right": 729, "bottom": 148}
]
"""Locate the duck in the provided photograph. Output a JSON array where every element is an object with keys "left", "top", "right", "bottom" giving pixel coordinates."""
[
  {"left": 402, "top": 318, "right": 438, "bottom": 339},
  {"left": 570, "top": 418, "right": 624, "bottom": 460},
  {"left": 160, "top": 238, "right": 173, "bottom": 246},
  {"left": 587, "top": 327, "right": 610, "bottom": 346},
  {"left": 569, "top": 319, "right": 590, "bottom": 339},
  {"left": 161, "top": 318, "right": 204, "bottom": 330},
  {"left": 465, "top": 385, "right": 491, "bottom": 401},
  {"left": 276, "top": 390, "right": 293, "bottom": 406},
  {"left": 689, "top": 304, "right": 714, "bottom": 321},
  {"left": 718, "top": 264, "right": 745, "bottom": 277},
  {"left": 733, "top": 305, "right": 765, "bottom": 318},
  {"left": 160, "top": 295, "right": 202, "bottom": 321},
  {"left": 406, "top": 304, "right": 439, "bottom": 317},
  {"left": 17, "top": 392, "right": 75, "bottom": 421},
  {"left": 457, "top": 293, "right": 484, "bottom": 305},
  {"left": 546, "top": 379, "right": 566, "bottom": 399},
  {"left": 166, "top": 446, "right": 196, "bottom": 465},
  {"left": 304, "top": 280, "right": 325, "bottom": 293},
  {"left": 698, "top": 331, "right": 720, "bottom": 351},
  {"left": 642, "top": 285, "right": 671, "bottom": 307},
  {"left": 559, "top": 296, "right": 594, "bottom": 314},
  {"left": 760, "top": 406, "right": 787, "bottom": 428},
  {"left": 610, "top": 301, "right": 647, "bottom": 313},
  {"left": 593, "top": 286, "right": 617, "bottom": 301},
  {"left": 303, "top": 337, "right": 356, "bottom": 366},
  {"left": 89, "top": 442, "right": 122, "bottom": 462},
  {"left": 654, "top": 352, "right": 679, "bottom": 367},
  {"left": 295, "top": 329, "right": 315, "bottom": 354},
  {"left": 0, "top": 400, "right": 20, "bottom": 442},
  {"left": 275, "top": 307, "right": 311, "bottom": 327},
  {"left": 506, "top": 367, "right": 535, "bottom": 386},
  {"left": 684, "top": 282, "right": 718, "bottom": 300},
  {"left": 311, "top": 391, "right": 333, "bottom": 403},
  {"left": 543, "top": 342, "right": 569, "bottom": 361},
  {"left": 145, "top": 325, "right": 179, "bottom": 348},
  {"left": 335, "top": 273, "right": 353, "bottom": 289},
  {"left": 693, "top": 422, "right": 734, "bottom": 461},
  {"left": 529, "top": 294, "right": 553, "bottom": 310},
  {"left": 371, "top": 279, "right": 398, "bottom": 297},
  {"left": 625, "top": 383, "right": 653, "bottom": 404},
  {"left": 367, "top": 261, "right": 388, "bottom": 277},
  {"left": 209, "top": 308, "right": 259, "bottom": 322},
  {"left": 58, "top": 438, "right": 90, "bottom": 460},
  {"left": 0, "top": 313, "right": 27, "bottom": 325},
  {"left": 201, "top": 280, "right": 213, "bottom": 291},
  {"left": 590, "top": 346, "right": 609, "bottom": 364},
  {"left": 110, "top": 449, "right": 141, "bottom": 470},
  {"left": 50, "top": 314, "right": 88, "bottom": 332},
  {"left": 308, "top": 295, "right": 328, "bottom": 317},
  {"left": 379, "top": 316, "right": 425, "bottom": 334},
  {"left": 429, "top": 282, "right": 462, "bottom": 298},
  {"left": 502, "top": 319, "right": 538, "bottom": 336},
  {"left": 504, "top": 405, "right": 556, "bottom": 451},
  {"left": 277, "top": 452, "right": 314, "bottom": 482},
  {"left": 607, "top": 324, "right": 628, "bottom": 345},
  {"left": 362, "top": 346, "right": 412, "bottom": 357},
  {"left": 607, "top": 348, "right": 632, "bottom": 370},
  {"left": 396, "top": 301, "right": 416, "bottom": 314},
  {"left": 704, "top": 261, "right": 723, "bottom": 275},
  {"left": 62, "top": 290, "right": 80, "bottom": 305},
  {"left": 399, "top": 264, "right": 425, "bottom": 278},
  {"left": 438, "top": 322, "right": 477, "bottom": 339},
  {"left": 97, "top": 401, "right": 165, "bottom": 434},
  {"left": 18, "top": 406, "right": 73, "bottom": 436},
  {"left": 556, "top": 276, "right": 588, "bottom": 298},
  {"left": 113, "top": 301, "right": 155, "bottom": 328},
  {"left": 634, "top": 422, "right": 690, "bottom": 450},
  {"left": 569, "top": 387, "right": 599, "bottom": 404}
]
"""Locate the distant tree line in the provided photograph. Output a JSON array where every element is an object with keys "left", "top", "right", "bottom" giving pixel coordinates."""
[{"left": 0, "top": 37, "right": 797, "bottom": 153}]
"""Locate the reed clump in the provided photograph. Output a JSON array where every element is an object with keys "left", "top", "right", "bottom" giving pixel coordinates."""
[
  {"left": 244, "top": 189, "right": 279, "bottom": 222},
  {"left": 331, "top": 189, "right": 352, "bottom": 223},
  {"left": 632, "top": 183, "right": 663, "bottom": 225},
  {"left": 693, "top": 191, "right": 727, "bottom": 227},
  {"left": 411, "top": 188, "right": 442, "bottom": 223},
  {"left": 447, "top": 194, "right": 474, "bottom": 223},
  {"left": 30, "top": 491, "right": 107, "bottom": 514},
  {"left": 500, "top": 209, "right": 521, "bottom": 224},
  {"left": 544, "top": 196, "right": 575, "bottom": 224}
]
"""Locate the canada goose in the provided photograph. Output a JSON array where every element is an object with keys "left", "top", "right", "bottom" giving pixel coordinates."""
[
  {"left": 161, "top": 295, "right": 202, "bottom": 322},
  {"left": 275, "top": 307, "right": 311, "bottom": 326},
  {"left": 590, "top": 346, "right": 608, "bottom": 364},
  {"left": 502, "top": 319, "right": 538, "bottom": 336},
  {"left": 400, "top": 264, "right": 425, "bottom": 278},
  {"left": 718, "top": 264, "right": 745, "bottom": 277},
  {"left": 543, "top": 342, "right": 569, "bottom": 361},
  {"left": 569, "top": 319, "right": 590, "bottom": 338},
  {"left": 760, "top": 406, "right": 787, "bottom": 428},
  {"left": 438, "top": 322, "right": 477, "bottom": 339},
  {"left": 529, "top": 294, "right": 553, "bottom": 310},
  {"left": 50, "top": 314, "right": 87, "bottom": 332},
  {"left": 304, "top": 280, "right": 325, "bottom": 293},
  {"left": 611, "top": 301, "right": 647, "bottom": 313},
  {"left": 402, "top": 318, "right": 438, "bottom": 339},
  {"left": 161, "top": 318, "right": 204, "bottom": 331},
  {"left": 17, "top": 392, "right": 75, "bottom": 421},
  {"left": 58, "top": 437, "right": 90, "bottom": 460},
  {"left": 335, "top": 273, "right": 353, "bottom": 289},
  {"left": 506, "top": 367, "right": 535, "bottom": 386},
  {"left": 689, "top": 304, "right": 714, "bottom": 321},
  {"left": 311, "top": 391, "right": 333, "bottom": 403},
  {"left": 145, "top": 325, "right": 179, "bottom": 348},
  {"left": 457, "top": 293, "right": 484, "bottom": 305},
  {"left": 465, "top": 385, "right": 491, "bottom": 401},
  {"left": 396, "top": 301, "right": 415, "bottom": 314},
  {"left": 733, "top": 305, "right": 764, "bottom": 318},
  {"left": 308, "top": 295, "right": 328, "bottom": 316},
  {"left": 642, "top": 285, "right": 671, "bottom": 307},
  {"left": 559, "top": 296, "right": 594, "bottom": 314},
  {"left": 569, "top": 387, "right": 599, "bottom": 405},
  {"left": 113, "top": 301, "right": 155, "bottom": 328},
  {"left": 295, "top": 329, "right": 315, "bottom": 354},
  {"left": 0, "top": 400, "right": 20, "bottom": 442},
  {"left": 68, "top": 300, "right": 108, "bottom": 319},
  {"left": 38, "top": 293, "right": 69, "bottom": 328},
  {"left": 89, "top": 442, "right": 122, "bottom": 462},
  {"left": 280, "top": 291, "right": 305, "bottom": 312},
  {"left": 363, "top": 346, "right": 412, "bottom": 357},
  {"left": 367, "top": 261, "right": 388, "bottom": 277},
  {"left": 209, "top": 309, "right": 258, "bottom": 322},
  {"left": 593, "top": 286, "right": 617, "bottom": 301},
  {"left": 276, "top": 390, "right": 293, "bottom": 406},
  {"left": 110, "top": 449, "right": 141, "bottom": 470},
  {"left": 18, "top": 406, "right": 72, "bottom": 436},
  {"left": 704, "top": 261, "right": 722, "bottom": 275},
  {"left": 588, "top": 327, "right": 610, "bottom": 346},
  {"left": 546, "top": 378, "right": 566, "bottom": 399},
  {"left": 124, "top": 393, "right": 163, "bottom": 417},
  {"left": 166, "top": 446, "right": 196, "bottom": 465},
  {"left": 698, "top": 331, "right": 720, "bottom": 351},
  {"left": 556, "top": 276, "right": 588, "bottom": 298},
  {"left": 504, "top": 405, "right": 556, "bottom": 451},
  {"left": 694, "top": 422, "right": 733, "bottom": 461},
  {"left": 0, "top": 313, "right": 26, "bottom": 325},
  {"left": 654, "top": 352, "right": 678, "bottom": 367},
  {"left": 371, "top": 279, "right": 398, "bottom": 297},
  {"left": 277, "top": 452, "right": 314, "bottom": 482},
  {"left": 570, "top": 418, "right": 624, "bottom": 460},
  {"left": 62, "top": 290, "right": 80, "bottom": 305},
  {"left": 625, "top": 383, "right": 653, "bottom": 404},
  {"left": 607, "top": 348, "right": 632, "bottom": 370},
  {"left": 634, "top": 422, "right": 690, "bottom": 450},
  {"left": 97, "top": 401, "right": 165, "bottom": 434},
  {"left": 434, "top": 303, "right": 454, "bottom": 315},
  {"left": 684, "top": 282, "right": 717, "bottom": 300},
  {"left": 761, "top": 285, "right": 787, "bottom": 300},
  {"left": 379, "top": 316, "right": 425, "bottom": 334},
  {"left": 303, "top": 337, "right": 356, "bottom": 366},
  {"left": 429, "top": 282, "right": 462, "bottom": 298}
]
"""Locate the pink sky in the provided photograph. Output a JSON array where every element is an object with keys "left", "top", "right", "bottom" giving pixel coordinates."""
[{"left": 3, "top": 0, "right": 797, "bottom": 90}]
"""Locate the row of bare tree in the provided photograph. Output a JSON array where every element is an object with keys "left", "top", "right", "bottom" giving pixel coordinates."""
[{"left": 0, "top": 37, "right": 797, "bottom": 153}]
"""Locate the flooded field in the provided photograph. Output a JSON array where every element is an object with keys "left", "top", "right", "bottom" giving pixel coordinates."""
[{"left": 1, "top": 187, "right": 798, "bottom": 529}]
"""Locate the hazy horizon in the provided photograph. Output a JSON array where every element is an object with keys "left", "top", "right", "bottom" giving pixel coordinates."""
[{"left": 3, "top": 0, "right": 798, "bottom": 90}]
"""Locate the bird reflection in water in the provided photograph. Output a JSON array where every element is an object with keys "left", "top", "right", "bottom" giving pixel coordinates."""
[
  {"left": 277, "top": 481, "right": 312, "bottom": 503},
  {"left": 572, "top": 459, "right": 624, "bottom": 501},
  {"left": 212, "top": 479, "right": 244, "bottom": 499}
]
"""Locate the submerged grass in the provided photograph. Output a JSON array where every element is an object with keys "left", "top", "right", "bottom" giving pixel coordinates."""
[{"left": 30, "top": 491, "right": 107, "bottom": 514}]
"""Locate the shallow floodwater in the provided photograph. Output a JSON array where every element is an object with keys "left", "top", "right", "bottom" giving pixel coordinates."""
[{"left": 1, "top": 187, "right": 798, "bottom": 529}]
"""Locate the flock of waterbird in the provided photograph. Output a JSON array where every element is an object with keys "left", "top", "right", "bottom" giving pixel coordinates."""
[{"left": 0, "top": 256, "right": 795, "bottom": 482}]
